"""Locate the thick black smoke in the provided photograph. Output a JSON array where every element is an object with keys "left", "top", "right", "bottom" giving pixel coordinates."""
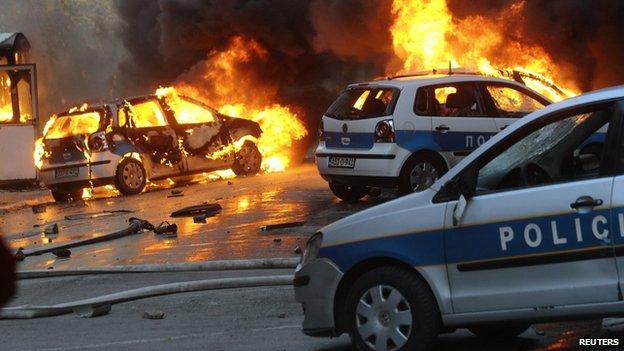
[
  {"left": 447, "top": 0, "right": 624, "bottom": 91},
  {"left": 114, "top": 0, "right": 393, "bottom": 140}
]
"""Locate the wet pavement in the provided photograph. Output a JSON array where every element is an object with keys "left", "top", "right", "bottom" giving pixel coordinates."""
[
  {"left": 0, "top": 163, "right": 382, "bottom": 270},
  {"left": 1, "top": 163, "right": 623, "bottom": 350}
]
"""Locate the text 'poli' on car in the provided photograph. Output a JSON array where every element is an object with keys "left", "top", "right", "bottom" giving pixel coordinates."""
[
  {"left": 316, "top": 71, "right": 562, "bottom": 202},
  {"left": 296, "top": 85, "right": 624, "bottom": 351},
  {"left": 37, "top": 94, "right": 262, "bottom": 202}
]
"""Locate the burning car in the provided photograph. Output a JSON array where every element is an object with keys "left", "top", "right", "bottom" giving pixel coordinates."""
[{"left": 36, "top": 91, "right": 262, "bottom": 202}]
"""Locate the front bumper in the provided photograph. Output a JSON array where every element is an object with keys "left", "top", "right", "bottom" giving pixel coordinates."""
[{"left": 294, "top": 258, "right": 344, "bottom": 337}]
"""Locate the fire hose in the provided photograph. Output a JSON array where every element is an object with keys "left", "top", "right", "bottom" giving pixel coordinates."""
[
  {"left": 17, "top": 257, "right": 300, "bottom": 279},
  {"left": 0, "top": 275, "right": 294, "bottom": 319}
]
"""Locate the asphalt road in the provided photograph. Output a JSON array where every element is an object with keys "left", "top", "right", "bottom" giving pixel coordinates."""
[{"left": 1, "top": 163, "right": 623, "bottom": 350}]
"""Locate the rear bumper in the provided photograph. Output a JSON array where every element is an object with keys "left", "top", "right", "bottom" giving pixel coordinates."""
[
  {"left": 315, "top": 142, "right": 410, "bottom": 180},
  {"left": 40, "top": 152, "right": 119, "bottom": 188},
  {"left": 294, "top": 258, "right": 344, "bottom": 337}
]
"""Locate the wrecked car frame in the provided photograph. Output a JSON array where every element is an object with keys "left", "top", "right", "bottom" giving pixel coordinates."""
[{"left": 38, "top": 94, "right": 262, "bottom": 202}]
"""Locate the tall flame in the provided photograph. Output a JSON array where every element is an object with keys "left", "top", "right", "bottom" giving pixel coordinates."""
[
  {"left": 389, "top": 0, "right": 579, "bottom": 101},
  {"left": 174, "top": 36, "right": 307, "bottom": 172}
]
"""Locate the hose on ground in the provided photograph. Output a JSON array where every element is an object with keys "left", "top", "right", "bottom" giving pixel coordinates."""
[
  {"left": 17, "top": 257, "right": 300, "bottom": 279},
  {"left": 0, "top": 274, "right": 293, "bottom": 319}
]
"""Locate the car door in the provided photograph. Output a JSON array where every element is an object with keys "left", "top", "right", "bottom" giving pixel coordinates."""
[
  {"left": 607, "top": 102, "right": 624, "bottom": 296},
  {"left": 424, "top": 82, "right": 498, "bottom": 159},
  {"left": 441, "top": 101, "right": 620, "bottom": 313},
  {"left": 165, "top": 97, "right": 232, "bottom": 173},
  {"left": 480, "top": 82, "right": 549, "bottom": 131},
  {"left": 123, "top": 98, "right": 184, "bottom": 179}
]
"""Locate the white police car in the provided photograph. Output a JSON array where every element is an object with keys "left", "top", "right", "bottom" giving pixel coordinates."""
[
  {"left": 296, "top": 85, "right": 624, "bottom": 351},
  {"left": 316, "top": 73, "right": 554, "bottom": 201}
]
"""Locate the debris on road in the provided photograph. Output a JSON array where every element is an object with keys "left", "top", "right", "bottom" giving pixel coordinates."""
[
  {"left": 74, "top": 304, "right": 111, "bottom": 318},
  {"left": 273, "top": 238, "right": 282, "bottom": 243},
  {"left": 44, "top": 223, "right": 59, "bottom": 235},
  {"left": 227, "top": 181, "right": 233, "bottom": 185},
  {"left": 31, "top": 204, "right": 46, "bottom": 214},
  {"left": 167, "top": 189, "right": 184, "bottom": 198},
  {"left": 154, "top": 221, "right": 178, "bottom": 238},
  {"left": 64, "top": 210, "right": 133, "bottom": 221},
  {"left": 193, "top": 214, "right": 208, "bottom": 223},
  {"left": 15, "top": 218, "right": 154, "bottom": 261},
  {"left": 260, "top": 221, "right": 306, "bottom": 231},
  {"left": 277, "top": 313, "right": 286, "bottom": 319},
  {"left": 141, "top": 310, "right": 165, "bottom": 320},
  {"left": 171, "top": 203, "right": 222, "bottom": 218},
  {"left": 52, "top": 248, "right": 71, "bottom": 258}
]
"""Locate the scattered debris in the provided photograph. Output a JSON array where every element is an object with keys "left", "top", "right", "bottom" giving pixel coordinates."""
[
  {"left": 260, "top": 221, "right": 306, "bottom": 231},
  {"left": 74, "top": 304, "right": 111, "bottom": 318},
  {"left": 52, "top": 248, "right": 71, "bottom": 258},
  {"left": 227, "top": 181, "right": 233, "bottom": 185},
  {"left": 171, "top": 203, "right": 222, "bottom": 218},
  {"left": 141, "top": 310, "right": 165, "bottom": 320},
  {"left": 167, "top": 189, "right": 184, "bottom": 198},
  {"left": 293, "top": 246, "right": 302, "bottom": 255},
  {"left": 273, "top": 238, "right": 282, "bottom": 243},
  {"left": 31, "top": 204, "right": 47, "bottom": 214},
  {"left": 193, "top": 214, "right": 208, "bottom": 223},
  {"left": 277, "top": 313, "right": 286, "bottom": 319},
  {"left": 44, "top": 223, "right": 59, "bottom": 235},
  {"left": 16, "top": 218, "right": 154, "bottom": 261},
  {"left": 64, "top": 210, "right": 133, "bottom": 221},
  {"left": 154, "top": 221, "right": 178, "bottom": 238}
]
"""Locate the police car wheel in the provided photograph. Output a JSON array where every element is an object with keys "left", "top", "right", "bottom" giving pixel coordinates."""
[
  {"left": 232, "top": 141, "right": 262, "bottom": 176},
  {"left": 468, "top": 324, "right": 531, "bottom": 339},
  {"left": 399, "top": 155, "right": 447, "bottom": 195},
  {"left": 345, "top": 266, "right": 440, "bottom": 351},
  {"left": 115, "top": 158, "right": 147, "bottom": 195},
  {"left": 328, "top": 182, "right": 368, "bottom": 202},
  {"left": 50, "top": 188, "right": 83, "bottom": 203}
]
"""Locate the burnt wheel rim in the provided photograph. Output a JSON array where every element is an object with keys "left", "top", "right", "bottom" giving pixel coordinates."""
[
  {"left": 237, "top": 144, "right": 261, "bottom": 172},
  {"left": 122, "top": 162, "right": 144, "bottom": 190},
  {"left": 356, "top": 285, "right": 412, "bottom": 351},
  {"left": 409, "top": 162, "right": 438, "bottom": 192}
]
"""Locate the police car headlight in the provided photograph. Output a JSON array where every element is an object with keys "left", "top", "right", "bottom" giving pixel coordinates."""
[{"left": 302, "top": 232, "right": 323, "bottom": 265}]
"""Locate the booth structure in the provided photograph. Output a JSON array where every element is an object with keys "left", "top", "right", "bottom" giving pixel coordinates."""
[{"left": 0, "top": 32, "right": 39, "bottom": 184}]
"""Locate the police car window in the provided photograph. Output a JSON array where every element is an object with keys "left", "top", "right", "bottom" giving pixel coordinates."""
[
  {"left": 428, "top": 84, "right": 486, "bottom": 117},
  {"left": 476, "top": 108, "right": 610, "bottom": 193},
  {"left": 486, "top": 85, "right": 545, "bottom": 118},
  {"left": 128, "top": 100, "right": 168, "bottom": 128},
  {"left": 326, "top": 88, "right": 397, "bottom": 120}
]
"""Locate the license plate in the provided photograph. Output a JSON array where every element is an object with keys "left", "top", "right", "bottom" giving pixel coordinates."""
[
  {"left": 55, "top": 167, "right": 79, "bottom": 179},
  {"left": 328, "top": 156, "right": 355, "bottom": 168}
]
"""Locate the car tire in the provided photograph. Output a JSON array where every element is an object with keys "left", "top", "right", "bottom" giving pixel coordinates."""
[
  {"left": 398, "top": 154, "right": 447, "bottom": 195},
  {"left": 329, "top": 182, "right": 368, "bottom": 203},
  {"left": 115, "top": 158, "right": 147, "bottom": 195},
  {"left": 232, "top": 141, "right": 262, "bottom": 176},
  {"left": 468, "top": 324, "right": 531, "bottom": 339},
  {"left": 50, "top": 188, "right": 83, "bottom": 203},
  {"left": 344, "top": 266, "right": 440, "bottom": 351}
]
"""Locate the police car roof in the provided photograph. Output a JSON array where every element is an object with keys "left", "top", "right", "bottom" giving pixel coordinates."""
[
  {"left": 348, "top": 74, "right": 527, "bottom": 89},
  {"left": 435, "top": 84, "right": 624, "bottom": 189}
]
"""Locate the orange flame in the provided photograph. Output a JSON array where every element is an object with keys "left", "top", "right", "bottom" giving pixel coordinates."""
[{"left": 389, "top": 0, "right": 579, "bottom": 101}]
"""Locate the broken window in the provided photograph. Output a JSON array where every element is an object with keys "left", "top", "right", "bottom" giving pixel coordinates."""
[
  {"left": 0, "top": 72, "right": 10, "bottom": 123},
  {"left": 169, "top": 98, "right": 216, "bottom": 124},
  {"left": 486, "top": 85, "right": 545, "bottom": 118},
  {"left": 128, "top": 100, "right": 168, "bottom": 128},
  {"left": 45, "top": 112, "right": 101, "bottom": 139},
  {"left": 326, "top": 87, "right": 398, "bottom": 120}
]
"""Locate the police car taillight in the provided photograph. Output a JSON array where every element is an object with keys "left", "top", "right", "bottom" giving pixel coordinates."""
[
  {"left": 374, "top": 120, "right": 395, "bottom": 143},
  {"left": 88, "top": 132, "right": 108, "bottom": 152}
]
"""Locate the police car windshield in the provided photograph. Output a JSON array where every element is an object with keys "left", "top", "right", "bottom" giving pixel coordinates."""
[
  {"left": 326, "top": 88, "right": 397, "bottom": 120},
  {"left": 477, "top": 112, "right": 602, "bottom": 191}
]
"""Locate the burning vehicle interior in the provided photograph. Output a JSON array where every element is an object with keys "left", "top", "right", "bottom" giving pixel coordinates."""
[{"left": 36, "top": 89, "right": 263, "bottom": 202}]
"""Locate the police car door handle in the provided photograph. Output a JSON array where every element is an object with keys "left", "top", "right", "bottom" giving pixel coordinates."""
[
  {"left": 435, "top": 125, "right": 450, "bottom": 133},
  {"left": 570, "top": 198, "right": 603, "bottom": 210}
]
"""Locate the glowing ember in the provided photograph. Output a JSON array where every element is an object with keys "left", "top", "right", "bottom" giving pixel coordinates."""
[{"left": 389, "top": 0, "right": 580, "bottom": 101}]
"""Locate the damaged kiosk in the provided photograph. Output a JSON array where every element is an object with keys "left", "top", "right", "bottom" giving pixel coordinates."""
[{"left": 0, "top": 32, "right": 39, "bottom": 185}]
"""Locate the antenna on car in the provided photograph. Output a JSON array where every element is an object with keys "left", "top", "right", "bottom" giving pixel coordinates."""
[{"left": 448, "top": 61, "right": 453, "bottom": 75}]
